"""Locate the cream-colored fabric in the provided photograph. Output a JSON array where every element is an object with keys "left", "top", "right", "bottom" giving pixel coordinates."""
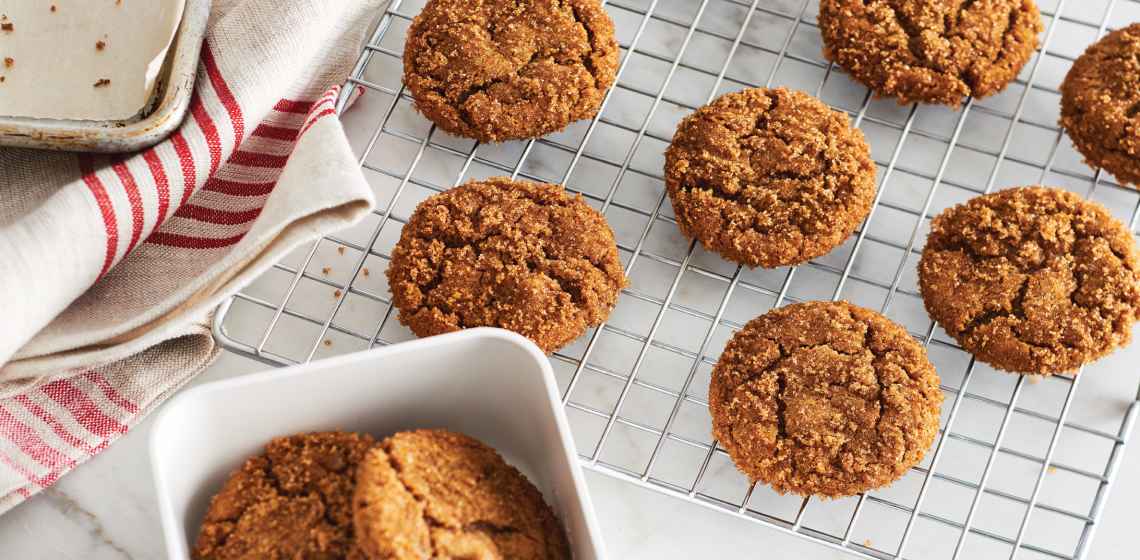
[{"left": 0, "top": 0, "right": 382, "bottom": 513}]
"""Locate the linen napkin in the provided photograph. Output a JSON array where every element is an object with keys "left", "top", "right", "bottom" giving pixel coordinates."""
[{"left": 0, "top": 0, "right": 383, "bottom": 513}]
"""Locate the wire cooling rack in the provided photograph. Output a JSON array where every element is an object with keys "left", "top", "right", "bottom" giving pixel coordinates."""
[{"left": 213, "top": 0, "right": 1140, "bottom": 558}]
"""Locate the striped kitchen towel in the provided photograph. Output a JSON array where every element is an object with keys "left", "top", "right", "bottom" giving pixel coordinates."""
[{"left": 0, "top": 0, "right": 383, "bottom": 512}]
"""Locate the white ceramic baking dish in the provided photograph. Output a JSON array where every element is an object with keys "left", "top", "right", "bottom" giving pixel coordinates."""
[{"left": 150, "top": 328, "right": 605, "bottom": 559}]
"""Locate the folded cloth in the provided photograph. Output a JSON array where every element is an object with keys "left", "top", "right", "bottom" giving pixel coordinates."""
[{"left": 0, "top": 0, "right": 382, "bottom": 513}]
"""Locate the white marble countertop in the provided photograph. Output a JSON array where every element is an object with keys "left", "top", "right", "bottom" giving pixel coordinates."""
[
  {"left": 3, "top": 0, "right": 1140, "bottom": 557},
  {"left": 0, "top": 349, "right": 1135, "bottom": 559}
]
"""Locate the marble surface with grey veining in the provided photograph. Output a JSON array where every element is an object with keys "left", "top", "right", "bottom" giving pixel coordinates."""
[{"left": 4, "top": 0, "right": 1140, "bottom": 558}]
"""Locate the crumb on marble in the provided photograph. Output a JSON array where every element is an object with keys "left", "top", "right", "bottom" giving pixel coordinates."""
[{"left": 94, "top": 78, "right": 111, "bottom": 88}]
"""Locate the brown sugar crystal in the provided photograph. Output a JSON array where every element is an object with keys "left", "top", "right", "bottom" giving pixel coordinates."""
[
  {"left": 919, "top": 186, "right": 1140, "bottom": 374},
  {"left": 708, "top": 301, "right": 943, "bottom": 497},
  {"left": 818, "top": 0, "right": 1043, "bottom": 106}
]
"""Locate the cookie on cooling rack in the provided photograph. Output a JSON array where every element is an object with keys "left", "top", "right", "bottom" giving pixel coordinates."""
[
  {"left": 1061, "top": 23, "right": 1140, "bottom": 186},
  {"left": 708, "top": 301, "right": 943, "bottom": 497},
  {"left": 193, "top": 431, "right": 376, "bottom": 559},
  {"left": 386, "top": 177, "right": 626, "bottom": 353},
  {"left": 664, "top": 87, "right": 876, "bottom": 268},
  {"left": 402, "top": 0, "right": 620, "bottom": 142},
  {"left": 919, "top": 186, "right": 1140, "bottom": 375},
  {"left": 353, "top": 430, "right": 570, "bottom": 560},
  {"left": 818, "top": 0, "right": 1042, "bottom": 106}
]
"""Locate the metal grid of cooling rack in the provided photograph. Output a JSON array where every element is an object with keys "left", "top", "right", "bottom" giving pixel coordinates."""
[{"left": 213, "top": 0, "right": 1140, "bottom": 558}]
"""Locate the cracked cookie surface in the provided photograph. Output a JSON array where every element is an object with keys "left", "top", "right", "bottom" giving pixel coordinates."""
[
  {"left": 403, "top": 0, "right": 619, "bottom": 142},
  {"left": 664, "top": 87, "right": 876, "bottom": 268},
  {"left": 193, "top": 431, "right": 376, "bottom": 560},
  {"left": 352, "top": 430, "right": 570, "bottom": 560},
  {"left": 708, "top": 301, "right": 943, "bottom": 497},
  {"left": 919, "top": 186, "right": 1140, "bottom": 374},
  {"left": 386, "top": 177, "right": 626, "bottom": 353},
  {"left": 819, "top": 0, "right": 1043, "bottom": 106},
  {"left": 1061, "top": 23, "right": 1140, "bottom": 186}
]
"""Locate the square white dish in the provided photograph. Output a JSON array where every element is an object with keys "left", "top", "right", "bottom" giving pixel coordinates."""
[{"left": 150, "top": 327, "right": 605, "bottom": 559}]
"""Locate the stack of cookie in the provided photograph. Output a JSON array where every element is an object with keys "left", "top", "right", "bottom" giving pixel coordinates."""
[
  {"left": 383, "top": 0, "right": 1140, "bottom": 503},
  {"left": 193, "top": 430, "right": 571, "bottom": 559}
]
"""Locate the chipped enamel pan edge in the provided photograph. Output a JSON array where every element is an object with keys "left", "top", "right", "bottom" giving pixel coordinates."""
[{"left": 0, "top": 0, "right": 210, "bottom": 153}]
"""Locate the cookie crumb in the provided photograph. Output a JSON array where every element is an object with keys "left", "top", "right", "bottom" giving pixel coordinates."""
[
  {"left": 93, "top": 78, "right": 111, "bottom": 88},
  {"left": 1047, "top": 466, "right": 1058, "bottom": 475},
  {"left": 323, "top": 339, "right": 333, "bottom": 347},
  {"left": 1, "top": 22, "right": 13, "bottom": 32},
  {"left": 863, "top": 539, "right": 874, "bottom": 548},
  {"left": 51, "top": 5, "right": 56, "bottom": 12},
  {"left": 0, "top": 76, "right": 5, "bottom": 83},
  {"left": 333, "top": 289, "right": 342, "bottom": 299},
  {"left": 96, "top": 40, "right": 106, "bottom": 51},
  {"left": 362, "top": 267, "right": 370, "bottom": 277},
  {"left": 321, "top": 266, "right": 331, "bottom": 275},
  {"left": 3, "top": 57, "right": 11, "bottom": 68},
  {"left": 337, "top": 246, "right": 346, "bottom": 255}
]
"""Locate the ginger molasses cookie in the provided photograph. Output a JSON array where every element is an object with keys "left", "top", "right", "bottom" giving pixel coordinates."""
[
  {"left": 193, "top": 431, "right": 376, "bottom": 560},
  {"left": 403, "top": 0, "right": 619, "bottom": 142},
  {"left": 819, "top": 0, "right": 1043, "bottom": 106},
  {"left": 664, "top": 87, "right": 876, "bottom": 268},
  {"left": 386, "top": 177, "right": 626, "bottom": 353},
  {"left": 919, "top": 187, "right": 1140, "bottom": 374},
  {"left": 1061, "top": 23, "right": 1140, "bottom": 186},
  {"left": 353, "top": 430, "right": 570, "bottom": 560},
  {"left": 708, "top": 301, "right": 943, "bottom": 497}
]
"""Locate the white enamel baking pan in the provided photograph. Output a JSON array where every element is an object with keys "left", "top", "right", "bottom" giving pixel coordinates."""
[
  {"left": 150, "top": 328, "right": 605, "bottom": 559},
  {"left": 0, "top": 0, "right": 209, "bottom": 152}
]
